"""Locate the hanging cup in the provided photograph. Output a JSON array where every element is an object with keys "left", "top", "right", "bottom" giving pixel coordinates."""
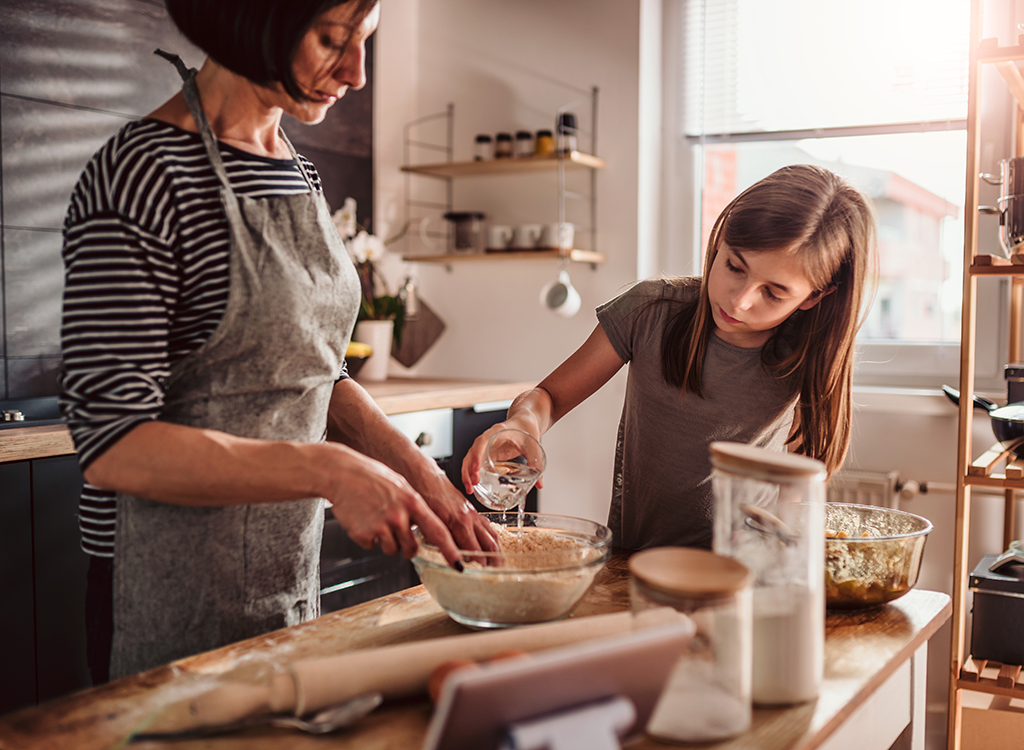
[{"left": 539, "top": 269, "right": 581, "bottom": 318}]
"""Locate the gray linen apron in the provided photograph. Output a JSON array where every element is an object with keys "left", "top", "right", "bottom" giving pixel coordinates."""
[{"left": 110, "top": 55, "right": 360, "bottom": 679}]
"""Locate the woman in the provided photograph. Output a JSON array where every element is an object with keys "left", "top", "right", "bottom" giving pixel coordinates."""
[{"left": 61, "top": 0, "right": 492, "bottom": 681}]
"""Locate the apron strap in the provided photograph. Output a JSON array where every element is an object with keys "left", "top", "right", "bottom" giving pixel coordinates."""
[
  {"left": 278, "top": 130, "right": 317, "bottom": 193},
  {"left": 155, "top": 49, "right": 234, "bottom": 196},
  {"left": 155, "top": 49, "right": 316, "bottom": 195}
]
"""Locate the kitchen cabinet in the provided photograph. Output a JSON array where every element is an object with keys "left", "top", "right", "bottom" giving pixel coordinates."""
[
  {"left": 0, "top": 455, "right": 88, "bottom": 716},
  {"left": 0, "top": 462, "right": 36, "bottom": 715},
  {"left": 399, "top": 99, "right": 605, "bottom": 267},
  {"left": 949, "top": 3, "right": 1024, "bottom": 747}
]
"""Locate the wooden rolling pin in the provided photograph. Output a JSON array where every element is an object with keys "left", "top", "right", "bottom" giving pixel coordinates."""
[{"left": 186, "top": 608, "right": 682, "bottom": 725}]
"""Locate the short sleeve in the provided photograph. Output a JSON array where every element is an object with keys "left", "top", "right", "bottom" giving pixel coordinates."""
[{"left": 596, "top": 279, "right": 677, "bottom": 363}]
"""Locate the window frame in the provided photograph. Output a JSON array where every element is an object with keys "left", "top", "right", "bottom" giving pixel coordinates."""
[{"left": 658, "top": 0, "right": 1013, "bottom": 394}]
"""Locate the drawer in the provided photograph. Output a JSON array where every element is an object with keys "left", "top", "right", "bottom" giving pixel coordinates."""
[{"left": 387, "top": 408, "right": 453, "bottom": 460}]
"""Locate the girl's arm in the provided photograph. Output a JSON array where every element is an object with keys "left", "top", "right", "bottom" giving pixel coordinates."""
[
  {"left": 84, "top": 415, "right": 468, "bottom": 568},
  {"left": 461, "top": 324, "right": 626, "bottom": 493}
]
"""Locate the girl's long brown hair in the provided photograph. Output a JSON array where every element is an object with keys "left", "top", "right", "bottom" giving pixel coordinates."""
[{"left": 660, "top": 164, "right": 878, "bottom": 475}]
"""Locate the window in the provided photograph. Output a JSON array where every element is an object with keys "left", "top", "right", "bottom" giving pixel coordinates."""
[{"left": 670, "top": 0, "right": 1009, "bottom": 388}]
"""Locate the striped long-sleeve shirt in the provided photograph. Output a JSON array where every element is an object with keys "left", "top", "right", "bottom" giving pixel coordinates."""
[{"left": 61, "top": 118, "right": 343, "bottom": 557}]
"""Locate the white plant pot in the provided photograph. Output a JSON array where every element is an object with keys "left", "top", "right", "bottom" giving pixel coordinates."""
[{"left": 353, "top": 320, "right": 393, "bottom": 382}]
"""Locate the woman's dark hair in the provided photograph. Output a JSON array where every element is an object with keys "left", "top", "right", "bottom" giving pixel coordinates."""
[{"left": 165, "top": 0, "right": 378, "bottom": 101}]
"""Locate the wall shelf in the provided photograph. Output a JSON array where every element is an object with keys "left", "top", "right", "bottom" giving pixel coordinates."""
[
  {"left": 401, "top": 92, "right": 602, "bottom": 264},
  {"left": 401, "top": 151, "right": 605, "bottom": 179},
  {"left": 401, "top": 248, "right": 606, "bottom": 265}
]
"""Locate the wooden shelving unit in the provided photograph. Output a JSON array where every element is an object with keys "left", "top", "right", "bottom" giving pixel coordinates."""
[{"left": 949, "top": 3, "right": 1024, "bottom": 746}]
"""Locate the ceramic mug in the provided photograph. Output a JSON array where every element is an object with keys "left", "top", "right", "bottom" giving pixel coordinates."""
[
  {"left": 511, "top": 224, "right": 542, "bottom": 250},
  {"left": 487, "top": 225, "right": 513, "bottom": 251},
  {"left": 539, "top": 269, "right": 582, "bottom": 318},
  {"left": 539, "top": 222, "right": 575, "bottom": 250}
]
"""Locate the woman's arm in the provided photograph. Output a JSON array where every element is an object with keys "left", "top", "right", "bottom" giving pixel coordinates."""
[
  {"left": 84, "top": 417, "right": 467, "bottom": 568},
  {"left": 326, "top": 378, "right": 497, "bottom": 553},
  {"left": 461, "top": 324, "right": 626, "bottom": 493}
]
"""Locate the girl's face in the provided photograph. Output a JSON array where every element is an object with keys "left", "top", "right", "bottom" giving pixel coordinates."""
[
  {"left": 276, "top": 2, "right": 380, "bottom": 124},
  {"left": 707, "top": 243, "right": 826, "bottom": 348}
]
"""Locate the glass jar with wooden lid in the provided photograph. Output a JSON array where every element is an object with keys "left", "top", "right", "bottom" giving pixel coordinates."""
[
  {"left": 709, "top": 441, "right": 826, "bottom": 706},
  {"left": 630, "top": 547, "right": 752, "bottom": 742}
]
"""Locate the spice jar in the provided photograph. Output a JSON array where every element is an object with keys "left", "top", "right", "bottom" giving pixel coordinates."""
[
  {"left": 514, "top": 130, "right": 535, "bottom": 158},
  {"left": 630, "top": 548, "right": 752, "bottom": 742},
  {"left": 710, "top": 441, "right": 826, "bottom": 706},
  {"left": 474, "top": 134, "right": 493, "bottom": 161},
  {"left": 557, "top": 112, "right": 578, "bottom": 154},
  {"left": 494, "top": 132, "right": 513, "bottom": 159},
  {"left": 534, "top": 129, "right": 554, "bottom": 157}
]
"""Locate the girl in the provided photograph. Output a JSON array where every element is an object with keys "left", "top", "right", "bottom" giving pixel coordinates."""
[{"left": 462, "top": 164, "right": 878, "bottom": 550}]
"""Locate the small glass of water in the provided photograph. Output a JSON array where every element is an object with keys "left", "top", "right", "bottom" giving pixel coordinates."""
[{"left": 473, "top": 429, "right": 546, "bottom": 511}]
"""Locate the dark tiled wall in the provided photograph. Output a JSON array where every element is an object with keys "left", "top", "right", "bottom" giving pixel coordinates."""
[{"left": 0, "top": 0, "right": 373, "bottom": 399}]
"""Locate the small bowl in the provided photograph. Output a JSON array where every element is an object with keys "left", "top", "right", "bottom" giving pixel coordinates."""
[
  {"left": 412, "top": 512, "right": 612, "bottom": 629},
  {"left": 825, "top": 503, "right": 933, "bottom": 609}
]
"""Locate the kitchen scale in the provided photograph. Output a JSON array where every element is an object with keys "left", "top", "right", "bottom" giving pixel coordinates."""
[{"left": 421, "top": 620, "right": 695, "bottom": 750}]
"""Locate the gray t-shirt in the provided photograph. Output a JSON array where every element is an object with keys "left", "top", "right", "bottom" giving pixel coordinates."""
[{"left": 596, "top": 278, "right": 798, "bottom": 550}]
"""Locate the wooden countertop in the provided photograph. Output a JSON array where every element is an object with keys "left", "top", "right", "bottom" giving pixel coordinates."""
[
  {"left": 359, "top": 377, "right": 533, "bottom": 416},
  {"left": 0, "top": 378, "right": 534, "bottom": 463},
  {"left": 0, "top": 552, "right": 950, "bottom": 750}
]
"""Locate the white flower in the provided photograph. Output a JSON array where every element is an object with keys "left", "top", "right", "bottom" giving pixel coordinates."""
[
  {"left": 363, "top": 232, "right": 386, "bottom": 262},
  {"left": 332, "top": 197, "right": 358, "bottom": 239},
  {"left": 346, "top": 230, "right": 386, "bottom": 264},
  {"left": 347, "top": 230, "right": 369, "bottom": 263}
]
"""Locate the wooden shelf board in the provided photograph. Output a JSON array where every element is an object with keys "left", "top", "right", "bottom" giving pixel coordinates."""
[
  {"left": 958, "top": 657, "right": 1024, "bottom": 700},
  {"left": 401, "top": 151, "right": 605, "bottom": 178},
  {"left": 968, "top": 443, "right": 1014, "bottom": 476},
  {"left": 977, "top": 41, "right": 1024, "bottom": 64},
  {"left": 969, "top": 255, "right": 1024, "bottom": 275},
  {"left": 965, "top": 473, "right": 1024, "bottom": 490},
  {"left": 402, "top": 248, "right": 606, "bottom": 265}
]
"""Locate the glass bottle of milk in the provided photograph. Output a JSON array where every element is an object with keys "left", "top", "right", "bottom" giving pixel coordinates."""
[{"left": 710, "top": 441, "right": 826, "bottom": 706}]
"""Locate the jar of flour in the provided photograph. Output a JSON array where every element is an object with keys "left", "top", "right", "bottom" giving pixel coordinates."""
[{"left": 710, "top": 442, "right": 826, "bottom": 706}]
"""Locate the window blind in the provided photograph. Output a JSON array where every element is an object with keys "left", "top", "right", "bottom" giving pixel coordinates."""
[{"left": 681, "top": 0, "right": 970, "bottom": 138}]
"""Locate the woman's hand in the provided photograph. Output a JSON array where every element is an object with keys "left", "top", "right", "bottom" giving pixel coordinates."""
[
  {"left": 323, "top": 446, "right": 466, "bottom": 570},
  {"left": 415, "top": 469, "right": 500, "bottom": 554}
]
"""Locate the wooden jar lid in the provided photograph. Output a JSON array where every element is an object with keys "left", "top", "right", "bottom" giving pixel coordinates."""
[
  {"left": 709, "top": 441, "right": 826, "bottom": 481},
  {"left": 629, "top": 547, "right": 752, "bottom": 599}
]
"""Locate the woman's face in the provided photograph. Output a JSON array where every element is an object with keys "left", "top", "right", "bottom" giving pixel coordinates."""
[
  {"left": 278, "top": 2, "right": 380, "bottom": 124},
  {"left": 706, "top": 243, "right": 825, "bottom": 348}
]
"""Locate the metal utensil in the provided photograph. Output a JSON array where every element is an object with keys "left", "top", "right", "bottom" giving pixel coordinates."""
[
  {"left": 128, "top": 691, "right": 383, "bottom": 742},
  {"left": 741, "top": 503, "right": 799, "bottom": 546}
]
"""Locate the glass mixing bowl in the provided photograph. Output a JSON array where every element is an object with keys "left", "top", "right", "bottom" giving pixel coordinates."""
[
  {"left": 412, "top": 512, "right": 612, "bottom": 629},
  {"left": 824, "top": 503, "right": 933, "bottom": 609}
]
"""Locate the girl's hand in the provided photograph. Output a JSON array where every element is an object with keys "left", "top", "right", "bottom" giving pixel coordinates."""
[
  {"left": 460, "top": 419, "right": 543, "bottom": 496},
  {"left": 324, "top": 449, "right": 465, "bottom": 570}
]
